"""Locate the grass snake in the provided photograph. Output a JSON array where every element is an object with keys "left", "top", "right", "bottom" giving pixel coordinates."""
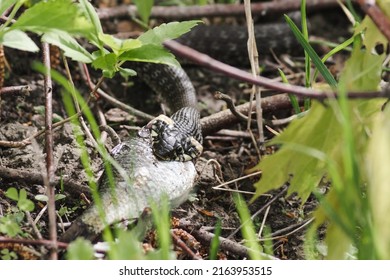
[{"left": 60, "top": 21, "right": 298, "bottom": 242}]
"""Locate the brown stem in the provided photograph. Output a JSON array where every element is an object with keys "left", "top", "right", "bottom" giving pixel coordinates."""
[
  {"left": 201, "top": 94, "right": 303, "bottom": 136},
  {"left": 42, "top": 42, "right": 57, "bottom": 260},
  {"left": 163, "top": 40, "right": 389, "bottom": 100},
  {"left": 357, "top": 0, "right": 390, "bottom": 42}
]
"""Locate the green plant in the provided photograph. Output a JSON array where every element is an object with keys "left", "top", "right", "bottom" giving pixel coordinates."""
[
  {"left": 253, "top": 1, "right": 390, "bottom": 259},
  {"left": 1, "top": 248, "right": 18, "bottom": 260},
  {"left": 5, "top": 187, "right": 35, "bottom": 212}
]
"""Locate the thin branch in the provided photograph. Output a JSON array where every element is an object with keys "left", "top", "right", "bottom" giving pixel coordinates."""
[
  {"left": 244, "top": 0, "right": 264, "bottom": 144},
  {"left": 214, "top": 91, "right": 254, "bottom": 123},
  {"left": 200, "top": 93, "right": 303, "bottom": 136},
  {"left": 0, "top": 85, "right": 31, "bottom": 95},
  {"left": 163, "top": 40, "right": 389, "bottom": 99},
  {"left": 0, "top": 166, "right": 91, "bottom": 197},
  {"left": 42, "top": 42, "right": 57, "bottom": 260}
]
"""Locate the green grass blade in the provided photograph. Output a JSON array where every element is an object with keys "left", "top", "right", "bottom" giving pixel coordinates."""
[
  {"left": 284, "top": 15, "right": 338, "bottom": 88},
  {"left": 278, "top": 68, "right": 301, "bottom": 114},
  {"left": 209, "top": 219, "right": 221, "bottom": 260},
  {"left": 233, "top": 194, "right": 264, "bottom": 260}
]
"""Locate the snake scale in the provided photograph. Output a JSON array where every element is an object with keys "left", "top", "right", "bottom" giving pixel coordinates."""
[{"left": 60, "top": 21, "right": 298, "bottom": 242}]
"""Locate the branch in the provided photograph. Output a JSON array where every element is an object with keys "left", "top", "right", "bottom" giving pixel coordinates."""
[
  {"left": 163, "top": 40, "right": 389, "bottom": 100},
  {"left": 42, "top": 42, "right": 57, "bottom": 259},
  {"left": 357, "top": 0, "right": 390, "bottom": 42}
]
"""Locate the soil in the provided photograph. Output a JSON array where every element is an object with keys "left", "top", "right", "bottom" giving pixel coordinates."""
[{"left": 0, "top": 3, "right": 351, "bottom": 260}]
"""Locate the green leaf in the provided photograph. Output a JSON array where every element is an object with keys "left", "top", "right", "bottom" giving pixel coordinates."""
[
  {"left": 66, "top": 238, "right": 94, "bottom": 260},
  {"left": 34, "top": 194, "right": 48, "bottom": 202},
  {"left": 19, "top": 188, "right": 27, "bottom": 201},
  {"left": 42, "top": 31, "right": 93, "bottom": 63},
  {"left": 118, "top": 67, "right": 137, "bottom": 78},
  {"left": 366, "top": 105, "right": 390, "bottom": 259},
  {"left": 139, "top": 20, "right": 201, "bottom": 45},
  {"left": 78, "top": 0, "right": 103, "bottom": 48},
  {"left": 0, "top": 29, "right": 39, "bottom": 52},
  {"left": 55, "top": 194, "right": 66, "bottom": 201},
  {"left": 284, "top": 15, "right": 337, "bottom": 88},
  {"left": 98, "top": 33, "right": 142, "bottom": 55},
  {"left": 0, "top": 216, "right": 21, "bottom": 237},
  {"left": 119, "top": 44, "right": 180, "bottom": 67},
  {"left": 0, "top": 0, "right": 18, "bottom": 16},
  {"left": 253, "top": 101, "right": 342, "bottom": 203},
  {"left": 92, "top": 52, "right": 118, "bottom": 78},
  {"left": 17, "top": 198, "right": 35, "bottom": 212},
  {"left": 12, "top": 0, "right": 93, "bottom": 35},
  {"left": 5, "top": 187, "right": 19, "bottom": 201},
  {"left": 133, "top": 0, "right": 154, "bottom": 23}
]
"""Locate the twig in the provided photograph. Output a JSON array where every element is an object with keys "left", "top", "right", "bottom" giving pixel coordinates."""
[
  {"left": 212, "top": 170, "right": 261, "bottom": 195},
  {"left": 357, "top": 0, "right": 390, "bottom": 42},
  {"left": 258, "top": 206, "right": 271, "bottom": 238},
  {"left": 0, "top": 237, "right": 68, "bottom": 250},
  {"left": 190, "top": 228, "right": 278, "bottom": 260},
  {"left": 97, "top": 0, "right": 343, "bottom": 21},
  {"left": 99, "top": 125, "right": 121, "bottom": 146},
  {"left": 268, "top": 217, "right": 314, "bottom": 239},
  {"left": 163, "top": 40, "right": 390, "bottom": 99},
  {"left": 42, "top": 42, "right": 57, "bottom": 259},
  {"left": 0, "top": 166, "right": 91, "bottom": 197},
  {"left": 63, "top": 56, "right": 99, "bottom": 148},
  {"left": 25, "top": 211, "right": 43, "bottom": 240},
  {"left": 244, "top": 0, "right": 264, "bottom": 149},
  {"left": 170, "top": 230, "right": 202, "bottom": 260},
  {"left": 214, "top": 91, "right": 254, "bottom": 123},
  {"left": 0, "top": 85, "right": 31, "bottom": 95},
  {"left": 201, "top": 93, "right": 302, "bottom": 136}
]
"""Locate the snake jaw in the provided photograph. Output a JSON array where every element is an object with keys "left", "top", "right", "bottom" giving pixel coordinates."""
[{"left": 145, "top": 112, "right": 203, "bottom": 162}]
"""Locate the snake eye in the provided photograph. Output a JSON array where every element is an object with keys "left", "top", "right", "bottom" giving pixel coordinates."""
[{"left": 176, "top": 145, "right": 184, "bottom": 155}]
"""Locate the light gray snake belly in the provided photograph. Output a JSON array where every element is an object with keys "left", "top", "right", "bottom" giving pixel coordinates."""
[{"left": 60, "top": 22, "right": 297, "bottom": 242}]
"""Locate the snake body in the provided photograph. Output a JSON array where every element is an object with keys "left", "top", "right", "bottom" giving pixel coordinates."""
[{"left": 60, "top": 21, "right": 297, "bottom": 242}]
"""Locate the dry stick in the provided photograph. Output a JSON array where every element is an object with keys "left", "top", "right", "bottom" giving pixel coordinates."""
[
  {"left": 42, "top": 42, "right": 57, "bottom": 260},
  {"left": 0, "top": 237, "right": 68, "bottom": 250},
  {"left": 163, "top": 40, "right": 390, "bottom": 99},
  {"left": 266, "top": 217, "right": 314, "bottom": 240},
  {"left": 357, "top": 0, "right": 390, "bottom": 42},
  {"left": 97, "top": 0, "right": 343, "bottom": 20},
  {"left": 214, "top": 91, "right": 254, "bottom": 123},
  {"left": 244, "top": 0, "right": 264, "bottom": 152},
  {"left": 201, "top": 94, "right": 302, "bottom": 136},
  {"left": 170, "top": 230, "right": 202, "bottom": 260},
  {"left": 0, "top": 85, "right": 31, "bottom": 95},
  {"left": 190, "top": 228, "right": 278, "bottom": 260},
  {"left": 63, "top": 56, "right": 99, "bottom": 148}
]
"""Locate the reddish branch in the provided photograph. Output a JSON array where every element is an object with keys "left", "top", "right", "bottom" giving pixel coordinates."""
[
  {"left": 357, "top": 0, "right": 390, "bottom": 42},
  {"left": 163, "top": 40, "right": 389, "bottom": 100},
  {"left": 98, "top": 0, "right": 343, "bottom": 21}
]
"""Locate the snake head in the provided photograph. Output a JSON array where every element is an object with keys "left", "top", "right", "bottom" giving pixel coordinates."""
[{"left": 146, "top": 115, "right": 203, "bottom": 162}]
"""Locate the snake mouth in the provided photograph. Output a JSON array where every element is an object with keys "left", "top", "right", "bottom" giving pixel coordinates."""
[{"left": 146, "top": 113, "right": 203, "bottom": 162}]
